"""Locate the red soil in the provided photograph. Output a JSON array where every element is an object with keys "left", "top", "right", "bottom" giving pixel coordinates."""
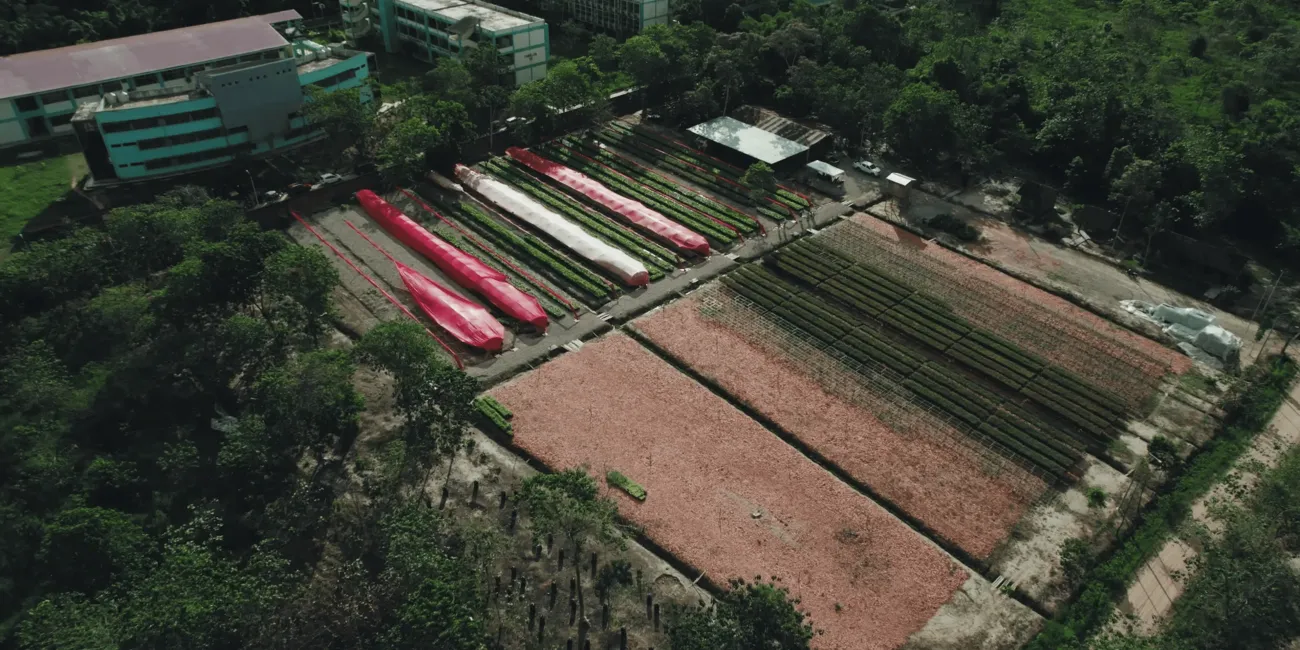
[
  {"left": 851, "top": 214, "right": 1190, "bottom": 375},
  {"left": 491, "top": 333, "right": 968, "bottom": 650},
  {"left": 635, "top": 297, "right": 1038, "bottom": 559}
]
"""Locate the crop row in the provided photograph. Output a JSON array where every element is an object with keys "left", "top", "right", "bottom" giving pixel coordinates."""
[
  {"left": 619, "top": 123, "right": 811, "bottom": 211},
  {"left": 545, "top": 141, "right": 742, "bottom": 243},
  {"left": 431, "top": 224, "right": 571, "bottom": 320},
  {"left": 443, "top": 199, "right": 612, "bottom": 303},
  {"left": 597, "top": 126, "right": 794, "bottom": 222},
  {"left": 474, "top": 396, "right": 513, "bottom": 435},
  {"left": 481, "top": 159, "right": 676, "bottom": 276},
  {"left": 593, "top": 128, "right": 766, "bottom": 211},
  {"left": 780, "top": 240, "right": 1129, "bottom": 442},
  {"left": 722, "top": 265, "right": 1081, "bottom": 477},
  {"left": 538, "top": 143, "right": 740, "bottom": 245},
  {"left": 562, "top": 137, "right": 761, "bottom": 234}
]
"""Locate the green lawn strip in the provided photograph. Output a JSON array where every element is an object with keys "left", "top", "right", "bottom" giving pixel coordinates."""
[
  {"left": 474, "top": 397, "right": 513, "bottom": 436},
  {"left": 0, "top": 155, "right": 79, "bottom": 246},
  {"left": 606, "top": 470, "right": 647, "bottom": 501},
  {"left": 450, "top": 200, "right": 611, "bottom": 302},
  {"left": 485, "top": 160, "right": 676, "bottom": 274},
  {"left": 1028, "top": 357, "right": 1298, "bottom": 650}
]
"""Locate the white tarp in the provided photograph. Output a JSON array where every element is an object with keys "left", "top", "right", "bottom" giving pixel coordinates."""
[
  {"left": 1194, "top": 325, "right": 1242, "bottom": 362},
  {"left": 454, "top": 165, "right": 650, "bottom": 286},
  {"left": 1154, "top": 304, "right": 1215, "bottom": 331}
]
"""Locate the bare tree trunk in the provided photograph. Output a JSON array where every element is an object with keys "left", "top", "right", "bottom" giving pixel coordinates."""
[
  {"left": 1283, "top": 331, "right": 1300, "bottom": 356},
  {"left": 575, "top": 541, "right": 589, "bottom": 648}
]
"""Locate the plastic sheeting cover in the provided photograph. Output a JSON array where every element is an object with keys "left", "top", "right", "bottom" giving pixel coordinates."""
[
  {"left": 454, "top": 164, "right": 650, "bottom": 286},
  {"left": 395, "top": 261, "right": 505, "bottom": 352},
  {"left": 506, "top": 147, "right": 710, "bottom": 256},
  {"left": 357, "top": 190, "right": 548, "bottom": 330},
  {"left": 1194, "top": 325, "right": 1242, "bottom": 362}
]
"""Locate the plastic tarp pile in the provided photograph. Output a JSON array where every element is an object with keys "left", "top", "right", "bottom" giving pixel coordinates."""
[
  {"left": 357, "top": 190, "right": 548, "bottom": 330},
  {"left": 506, "top": 147, "right": 710, "bottom": 256},
  {"left": 454, "top": 164, "right": 650, "bottom": 286},
  {"left": 393, "top": 261, "right": 505, "bottom": 352},
  {"left": 1194, "top": 325, "right": 1242, "bottom": 362},
  {"left": 1121, "top": 300, "right": 1242, "bottom": 363}
]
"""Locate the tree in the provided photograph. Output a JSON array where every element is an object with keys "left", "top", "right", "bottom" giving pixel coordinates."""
[
  {"left": 667, "top": 577, "right": 814, "bottom": 650},
  {"left": 353, "top": 321, "right": 476, "bottom": 475},
  {"left": 376, "top": 118, "right": 444, "bottom": 185},
  {"left": 883, "top": 83, "right": 986, "bottom": 171},
  {"left": 37, "top": 507, "right": 150, "bottom": 594},
  {"left": 515, "top": 469, "right": 622, "bottom": 647},
  {"left": 260, "top": 245, "right": 338, "bottom": 342},
  {"left": 590, "top": 34, "right": 619, "bottom": 72},
  {"left": 741, "top": 162, "right": 777, "bottom": 203},
  {"left": 301, "top": 86, "right": 377, "bottom": 156},
  {"left": 619, "top": 35, "right": 670, "bottom": 91},
  {"left": 424, "top": 58, "right": 477, "bottom": 108},
  {"left": 765, "top": 21, "right": 817, "bottom": 70}
]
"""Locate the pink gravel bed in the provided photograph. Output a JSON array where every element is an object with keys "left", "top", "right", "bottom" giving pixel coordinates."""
[
  {"left": 850, "top": 214, "right": 1190, "bottom": 375},
  {"left": 635, "top": 297, "right": 1038, "bottom": 559},
  {"left": 491, "top": 333, "right": 968, "bottom": 650}
]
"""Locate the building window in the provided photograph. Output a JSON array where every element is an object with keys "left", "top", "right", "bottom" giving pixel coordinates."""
[
  {"left": 132, "top": 74, "right": 157, "bottom": 88},
  {"left": 496, "top": 35, "right": 512, "bottom": 48},
  {"left": 73, "top": 85, "right": 100, "bottom": 98},
  {"left": 161, "top": 68, "right": 187, "bottom": 81},
  {"left": 15, "top": 96, "right": 39, "bottom": 112},
  {"left": 49, "top": 113, "right": 72, "bottom": 127},
  {"left": 26, "top": 116, "right": 49, "bottom": 137},
  {"left": 40, "top": 91, "right": 67, "bottom": 105}
]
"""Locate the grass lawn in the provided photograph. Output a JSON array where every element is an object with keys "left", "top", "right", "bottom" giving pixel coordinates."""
[{"left": 0, "top": 154, "right": 86, "bottom": 245}]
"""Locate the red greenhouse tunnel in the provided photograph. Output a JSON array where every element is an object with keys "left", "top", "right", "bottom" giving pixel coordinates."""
[
  {"left": 355, "top": 190, "right": 549, "bottom": 330},
  {"left": 506, "top": 147, "right": 711, "bottom": 256}
]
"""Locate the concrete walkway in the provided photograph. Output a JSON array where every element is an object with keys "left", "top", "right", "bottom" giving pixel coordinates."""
[{"left": 1121, "top": 368, "right": 1300, "bottom": 632}]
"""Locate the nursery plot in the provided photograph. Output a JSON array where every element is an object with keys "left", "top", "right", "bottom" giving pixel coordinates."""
[
  {"left": 822, "top": 216, "right": 1191, "bottom": 408},
  {"left": 752, "top": 242, "right": 1131, "bottom": 466},
  {"left": 491, "top": 333, "right": 970, "bottom": 650},
  {"left": 635, "top": 291, "right": 1045, "bottom": 559}
]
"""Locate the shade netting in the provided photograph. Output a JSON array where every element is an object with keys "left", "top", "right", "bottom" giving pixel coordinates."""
[
  {"left": 454, "top": 164, "right": 650, "bottom": 286},
  {"left": 506, "top": 147, "right": 710, "bottom": 256},
  {"left": 395, "top": 261, "right": 505, "bottom": 352},
  {"left": 357, "top": 190, "right": 548, "bottom": 330}
]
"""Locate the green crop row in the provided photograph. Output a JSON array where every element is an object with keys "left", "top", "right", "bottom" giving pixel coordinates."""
[
  {"left": 986, "top": 414, "right": 1080, "bottom": 470},
  {"left": 966, "top": 330, "right": 1047, "bottom": 373},
  {"left": 841, "top": 329, "right": 923, "bottom": 375},
  {"left": 977, "top": 421, "right": 1074, "bottom": 479},
  {"left": 1020, "top": 382, "right": 1116, "bottom": 442},
  {"left": 904, "top": 378, "right": 985, "bottom": 428},
  {"left": 542, "top": 144, "right": 739, "bottom": 244},
  {"left": 898, "top": 295, "right": 972, "bottom": 337},
  {"left": 1030, "top": 373, "right": 1127, "bottom": 427},
  {"left": 453, "top": 201, "right": 612, "bottom": 302},
  {"left": 916, "top": 363, "right": 998, "bottom": 416},
  {"left": 1041, "top": 366, "right": 1129, "bottom": 417},
  {"left": 891, "top": 301, "right": 969, "bottom": 342},
  {"left": 946, "top": 343, "right": 1031, "bottom": 390},
  {"left": 995, "top": 406, "right": 1088, "bottom": 459},
  {"left": 443, "top": 229, "right": 571, "bottom": 320},
  {"left": 474, "top": 397, "right": 513, "bottom": 436},
  {"left": 951, "top": 338, "right": 1038, "bottom": 383},
  {"left": 485, "top": 160, "right": 675, "bottom": 275},
  {"left": 606, "top": 470, "right": 647, "bottom": 501},
  {"left": 565, "top": 138, "right": 761, "bottom": 233},
  {"left": 594, "top": 129, "right": 763, "bottom": 210},
  {"left": 881, "top": 306, "right": 962, "bottom": 350}
]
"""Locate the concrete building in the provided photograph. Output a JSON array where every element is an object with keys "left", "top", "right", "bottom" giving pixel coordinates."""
[
  {"left": 71, "top": 44, "right": 371, "bottom": 184},
  {"left": 0, "top": 11, "right": 307, "bottom": 151},
  {"left": 362, "top": 0, "right": 548, "bottom": 86},
  {"left": 554, "top": 0, "right": 670, "bottom": 35}
]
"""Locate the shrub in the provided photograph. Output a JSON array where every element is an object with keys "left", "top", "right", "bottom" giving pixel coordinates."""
[
  {"left": 606, "top": 470, "right": 647, "bottom": 501},
  {"left": 928, "top": 213, "right": 981, "bottom": 241}
]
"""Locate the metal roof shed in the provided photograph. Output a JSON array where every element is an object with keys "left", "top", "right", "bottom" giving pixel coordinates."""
[
  {"left": 806, "top": 160, "right": 845, "bottom": 182},
  {"left": 686, "top": 116, "right": 809, "bottom": 166}
]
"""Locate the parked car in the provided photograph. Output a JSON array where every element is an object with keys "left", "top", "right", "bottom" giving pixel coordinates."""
[
  {"left": 853, "top": 160, "right": 883, "bottom": 176},
  {"left": 262, "top": 190, "right": 288, "bottom": 203},
  {"left": 317, "top": 172, "right": 344, "bottom": 186},
  {"left": 286, "top": 182, "right": 313, "bottom": 195}
]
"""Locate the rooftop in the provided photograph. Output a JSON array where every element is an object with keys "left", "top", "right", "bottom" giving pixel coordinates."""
[
  {"left": 806, "top": 160, "right": 845, "bottom": 177},
  {"left": 397, "top": 0, "right": 542, "bottom": 31},
  {"left": 0, "top": 12, "right": 299, "bottom": 101},
  {"left": 687, "top": 116, "right": 809, "bottom": 165}
]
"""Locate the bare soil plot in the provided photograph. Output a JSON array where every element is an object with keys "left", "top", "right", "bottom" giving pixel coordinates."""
[
  {"left": 490, "top": 333, "right": 971, "bottom": 650},
  {"left": 634, "top": 291, "right": 1043, "bottom": 559}
]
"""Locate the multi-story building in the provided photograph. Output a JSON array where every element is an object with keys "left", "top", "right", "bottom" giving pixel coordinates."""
[
  {"left": 0, "top": 10, "right": 375, "bottom": 184},
  {"left": 72, "top": 45, "right": 372, "bottom": 184},
  {"left": 363, "top": 0, "right": 549, "bottom": 86},
  {"left": 0, "top": 11, "right": 307, "bottom": 151},
  {"left": 553, "top": 0, "right": 669, "bottom": 34}
]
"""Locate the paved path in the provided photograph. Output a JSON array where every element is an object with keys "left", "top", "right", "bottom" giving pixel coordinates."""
[{"left": 1121, "top": 368, "right": 1300, "bottom": 631}]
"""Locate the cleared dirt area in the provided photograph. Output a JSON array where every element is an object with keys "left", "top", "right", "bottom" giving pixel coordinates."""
[
  {"left": 490, "top": 333, "right": 976, "bottom": 650},
  {"left": 634, "top": 292, "right": 1043, "bottom": 559}
]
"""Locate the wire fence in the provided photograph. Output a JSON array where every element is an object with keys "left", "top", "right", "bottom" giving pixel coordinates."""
[
  {"left": 818, "top": 219, "right": 1174, "bottom": 410},
  {"left": 695, "top": 284, "right": 1055, "bottom": 500}
]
